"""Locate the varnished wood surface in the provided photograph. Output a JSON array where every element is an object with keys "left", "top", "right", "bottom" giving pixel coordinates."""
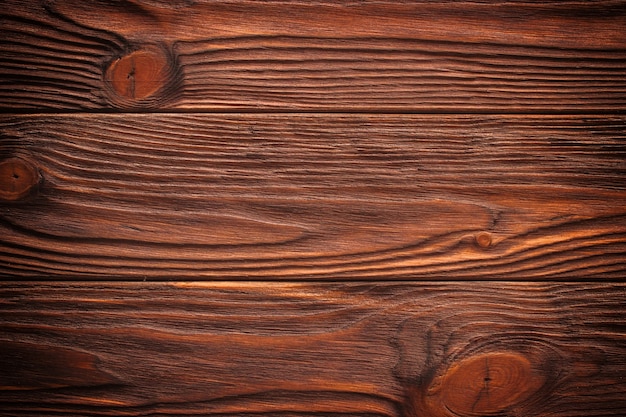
[
  {"left": 1, "top": 114, "right": 625, "bottom": 279},
  {"left": 2, "top": 0, "right": 626, "bottom": 111},
  {"left": 0, "top": 282, "right": 624, "bottom": 416}
]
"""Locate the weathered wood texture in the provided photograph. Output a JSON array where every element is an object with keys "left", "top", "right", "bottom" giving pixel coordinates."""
[
  {"left": 2, "top": 1, "right": 626, "bottom": 415},
  {"left": 2, "top": 0, "right": 626, "bottom": 111},
  {"left": 0, "top": 282, "right": 624, "bottom": 417},
  {"left": 1, "top": 114, "right": 625, "bottom": 279}
]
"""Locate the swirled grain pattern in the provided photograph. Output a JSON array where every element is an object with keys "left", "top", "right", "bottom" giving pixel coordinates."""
[
  {"left": 0, "top": 282, "right": 624, "bottom": 416},
  {"left": 1, "top": 0, "right": 625, "bottom": 111},
  {"left": 1, "top": 114, "right": 625, "bottom": 279}
]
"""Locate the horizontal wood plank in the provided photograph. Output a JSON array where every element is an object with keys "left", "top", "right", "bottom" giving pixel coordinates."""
[
  {"left": 0, "top": 282, "right": 624, "bottom": 416},
  {"left": 2, "top": 0, "right": 626, "bottom": 111},
  {"left": 1, "top": 114, "right": 625, "bottom": 279}
]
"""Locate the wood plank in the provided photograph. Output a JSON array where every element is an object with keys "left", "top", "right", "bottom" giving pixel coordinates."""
[
  {"left": 1, "top": 114, "right": 625, "bottom": 279},
  {"left": 0, "top": 281, "right": 624, "bottom": 416},
  {"left": 2, "top": 0, "right": 626, "bottom": 111}
]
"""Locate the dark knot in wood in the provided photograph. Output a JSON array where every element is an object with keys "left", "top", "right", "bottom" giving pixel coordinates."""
[
  {"left": 474, "top": 231, "right": 493, "bottom": 249},
  {"left": 0, "top": 157, "right": 41, "bottom": 202},
  {"left": 428, "top": 352, "right": 545, "bottom": 416},
  {"left": 405, "top": 351, "right": 546, "bottom": 417},
  {"left": 105, "top": 45, "right": 172, "bottom": 102}
]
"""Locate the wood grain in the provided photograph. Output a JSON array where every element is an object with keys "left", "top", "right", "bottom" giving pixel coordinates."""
[
  {"left": 0, "top": 282, "right": 624, "bottom": 416},
  {"left": 2, "top": 0, "right": 625, "bottom": 111},
  {"left": 3, "top": 1, "right": 625, "bottom": 416},
  {"left": 1, "top": 114, "right": 625, "bottom": 279}
]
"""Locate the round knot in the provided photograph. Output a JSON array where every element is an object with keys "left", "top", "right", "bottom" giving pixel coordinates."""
[
  {"left": 424, "top": 352, "right": 546, "bottom": 416},
  {"left": 0, "top": 157, "right": 41, "bottom": 202},
  {"left": 474, "top": 231, "right": 493, "bottom": 249},
  {"left": 105, "top": 45, "right": 173, "bottom": 102}
]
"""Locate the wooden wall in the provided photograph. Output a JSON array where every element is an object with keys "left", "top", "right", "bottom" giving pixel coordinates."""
[{"left": 1, "top": 1, "right": 625, "bottom": 416}]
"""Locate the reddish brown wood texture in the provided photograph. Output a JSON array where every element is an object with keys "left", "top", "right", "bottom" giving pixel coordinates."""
[
  {"left": 0, "top": 282, "right": 624, "bottom": 417},
  {"left": 1, "top": 114, "right": 625, "bottom": 279},
  {"left": 1, "top": 0, "right": 625, "bottom": 111},
  {"left": 1, "top": 0, "right": 626, "bottom": 415}
]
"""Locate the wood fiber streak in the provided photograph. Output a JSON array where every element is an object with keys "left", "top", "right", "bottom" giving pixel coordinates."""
[
  {"left": 1, "top": 0, "right": 625, "bottom": 111},
  {"left": 0, "top": 282, "right": 624, "bottom": 416},
  {"left": 1, "top": 114, "right": 625, "bottom": 279}
]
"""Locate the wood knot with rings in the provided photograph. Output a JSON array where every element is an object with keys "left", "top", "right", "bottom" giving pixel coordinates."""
[
  {"left": 0, "top": 157, "right": 41, "bottom": 202},
  {"left": 474, "top": 231, "right": 493, "bottom": 249},
  {"left": 408, "top": 351, "right": 548, "bottom": 417},
  {"left": 104, "top": 44, "right": 181, "bottom": 107}
]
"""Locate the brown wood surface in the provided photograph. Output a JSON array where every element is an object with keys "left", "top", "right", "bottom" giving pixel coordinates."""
[
  {"left": 0, "top": 282, "right": 624, "bottom": 417},
  {"left": 1, "top": 114, "right": 625, "bottom": 279},
  {"left": 2, "top": 0, "right": 626, "bottom": 111},
  {"left": 2, "top": 0, "right": 625, "bottom": 415}
]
